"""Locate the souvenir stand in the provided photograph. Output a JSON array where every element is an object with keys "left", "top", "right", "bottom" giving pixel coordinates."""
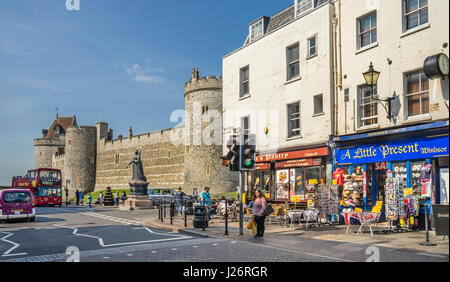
[
  {"left": 384, "top": 172, "right": 409, "bottom": 233},
  {"left": 316, "top": 184, "right": 340, "bottom": 225}
]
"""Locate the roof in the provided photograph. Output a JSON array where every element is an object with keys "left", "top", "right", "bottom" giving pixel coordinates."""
[
  {"left": 44, "top": 116, "right": 77, "bottom": 139},
  {"left": 266, "top": 5, "right": 295, "bottom": 33}
]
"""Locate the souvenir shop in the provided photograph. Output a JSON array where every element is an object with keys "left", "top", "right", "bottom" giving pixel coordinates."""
[
  {"left": 247, "top": 146, "right": 330, "bottom": 205},
  {"left": 332, "top": 121, "right": 449, "bottom": 228}
]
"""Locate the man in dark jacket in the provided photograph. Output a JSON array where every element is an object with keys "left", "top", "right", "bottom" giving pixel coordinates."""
[{"left": 175, "top": 187, "right": 184, "bottom": 215}]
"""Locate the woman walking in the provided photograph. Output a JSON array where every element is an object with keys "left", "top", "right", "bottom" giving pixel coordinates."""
[{"left": 253, "top": 190, "right": 267, "bottom": 239}]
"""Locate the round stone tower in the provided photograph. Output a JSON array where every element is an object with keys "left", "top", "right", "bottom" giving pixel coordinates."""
[
  {"left": 64, "top": 125, "right": 97, "bottom": 197},
  {"left": 184, "top": 68, "right": 239, "bottom": 195}
]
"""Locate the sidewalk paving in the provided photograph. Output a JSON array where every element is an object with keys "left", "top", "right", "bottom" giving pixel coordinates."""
[{"left": 143, "top": 214, "right": 449, "bottom": 257}]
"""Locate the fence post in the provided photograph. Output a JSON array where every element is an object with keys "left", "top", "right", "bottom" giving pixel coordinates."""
[
  {"left": 170, "top": 200, "right": 173, "bottom": 225},
  {"left": 184, "top": 199, "right": 187, "bottom": 227},
  {"left": 224, "top": 200, "right": 229, "bottom": 236},
  {"left": 202, "top": 200, "right": 206, "bottom": 231}
]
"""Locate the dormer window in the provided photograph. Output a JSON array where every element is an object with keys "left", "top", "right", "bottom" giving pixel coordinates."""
[
  {"left": 295, "top": 0, "right": 316, "bottom": 18},
  {"left": 250, "top": 20, "right": 264, "bottom": 42}
]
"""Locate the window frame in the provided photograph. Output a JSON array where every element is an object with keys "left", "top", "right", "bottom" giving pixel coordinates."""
[
  {"left": 296, "top": 0, "right": 314, "bottom": 18},
  {"left": 249, "top": 19, "right": 264, "bottom": 42},
  {"left": 287, "top": 101, "right": 301, "bottom": 139},
  {"left": 286, "top": 42, "right": 300, "bottom": 81},
  {"left": 313, "top": 94, "right": 324, "bottom": 115},
  {"left": 403, "top": 0, "right": 429, "bottom": 32},
  {"left": 357, "top": 11, "right": 377, "bottom": 50},
  {"left": 404, "top": 69, "right": 430, "bottom": 118},
  {"left": 307, "top": 34, "right": 318, "bottom": 58},
  {"left": 357, "top": 84, "right": 378, "bottom": 128},
  {"left": 240, "top": 65, "right": 250, "bottom": 98}
]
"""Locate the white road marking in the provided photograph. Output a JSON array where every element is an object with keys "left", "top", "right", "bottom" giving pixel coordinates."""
[
  {"left": 213, "top": 244, "right": 218, "bottom": 246},
  {"left": 151, "top": 251, "right": 157, "bottom": 254},
  {"left": 416, "top": 253, "right": 448, "bottom": 259},
  {"left": 79, "top": 212, "right": 141, "bottom": 225},
  {"left": 52, "top": 224, "right": 191, "bottom": 248},
  {"left": 172, "top": 248, "right": 177, "bottom": 251},
  {"left": 0, "top": 232, "right": 27, "bottom": 257}
]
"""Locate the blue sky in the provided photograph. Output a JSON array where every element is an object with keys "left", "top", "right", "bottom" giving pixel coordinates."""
[{"left": 0, "top": 0, "right": 293, "bottom": 185}]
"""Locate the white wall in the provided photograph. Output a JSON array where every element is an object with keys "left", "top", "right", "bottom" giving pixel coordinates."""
[
  {"left": 337, "top": 0, "right": 449, "bottom": 135},
  {"left": 222, "top": 3, "right": 334, "bottom": 155}
]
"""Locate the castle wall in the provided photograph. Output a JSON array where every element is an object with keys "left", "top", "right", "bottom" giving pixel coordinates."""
[
  {"left": 65, "top": 126, "right": 97, "bottom": 197},
  {"left": 95, "top": 127, "right": 185, "bottom": 191}
]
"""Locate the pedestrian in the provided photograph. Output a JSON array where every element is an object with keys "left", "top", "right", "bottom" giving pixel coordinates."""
[
  {"left": 200, "top": 187, "right": 211, "bottom": 221},
  {"left": 253, "top": 190, "right": 267, "bottom": 239},
  {"left": 219, "top": 196, "right": 227, "bottom": 215},
  {"left": 87, "top": 193, "right": 93, "bottom": 208},
  {"left": 79, "top": 192, "right": 84, "bottom": 206},
  {"left": 75, "top": 189, "right": 80, "bottom": 206},
  {"left": 175, "top": 187, "right": 184, "bottom": 215},
  {"left": 193, "top": 187, "right": 198, "bottom": 201},
  {"left": 115, "top": 192, "right": 120, "bottom": 206},
  {"left": 98, "top": 192, "right": 103, "bottom": 206},
  {"left": 121, "top": 191, "right": 127, "bottom": 204}
]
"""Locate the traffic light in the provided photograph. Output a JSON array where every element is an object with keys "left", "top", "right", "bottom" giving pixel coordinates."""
[
  {"left": 226, "top": 135, "right": 240, "bottom": 171},
  {"left": 239, "top": 134, "right": 256, "bottom": 171}
]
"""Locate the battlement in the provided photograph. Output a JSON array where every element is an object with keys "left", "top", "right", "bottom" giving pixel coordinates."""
[
  {"left": 185, "top": 76, "right": 222, "bottom": 96},
  {"left": 34, "top": 137, "right": 64, "bottom": 147}
]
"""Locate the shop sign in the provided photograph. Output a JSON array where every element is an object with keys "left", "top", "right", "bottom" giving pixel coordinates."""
[
  {"left": 432, "top": 205, "right": 449, "bottom": 236},
  {"left": 255, "top": 163, "right": 270, "bottom": 170},
  {"left": 375, "top": 162, "right": 388, "bottom": 170},
  {"left": 335, "top": 135, "right": 448, "bottom": 165},
  {"left": 256, "top": 147, "right": 328, "bottom": 163},
  {"left": 275, "top": 159, "right": 313, "bottom": 169},
  {"left": 291, "top": 195, "right": 301, "bottom": 202}
]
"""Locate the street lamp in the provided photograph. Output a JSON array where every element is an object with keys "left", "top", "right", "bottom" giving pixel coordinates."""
[{"left": 362, "top": 62, "right": 395, "bottom": 121}]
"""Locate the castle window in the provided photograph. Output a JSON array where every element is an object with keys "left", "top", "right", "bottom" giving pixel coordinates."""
[
  {"left": 68, "top": 140, "right": 72, "bottom": 146},
  {"left": 185, "top": 146, "right": 190, "bottom": 154},
  {"left": 168, "top": 151, "right": 171, "bottom": 158},
  {"left": 115, "top": 154, "right": 120, "bottom": 164},
  {"left": 202, "top": 105, "right": 209, "bottom": 115},
  {"left": 206, "top": 165, "right": 210, "bottom": 176}
]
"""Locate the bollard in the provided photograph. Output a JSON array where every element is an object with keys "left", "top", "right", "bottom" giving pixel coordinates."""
[
  {"left": 164, "top": 202, "right": 166, "bottom": 218},
  {"left": 158, "top": 199, "right": 161, "bottom": 220},
  {"left": 170, "top": 200, "right": 173, "bottom": 225},
  {"left": 184, "top": 199, "right": 187, "bottom": 227},
  {"left": 202, "top": 200, "right": 206, "bottom": 231},
  {"left": 224, "top": 200, "right": 229, "bottom": 236},
  {"left": 160, "top": 199, "right": 164, "bottom": 223}
]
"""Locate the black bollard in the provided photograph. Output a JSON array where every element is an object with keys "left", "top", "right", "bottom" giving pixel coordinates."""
[
  {"left": 224, "top": 200, "right": 229, "bottom": 236},
  {"left": 202, "top": 200, "right": 206, "bottom": 231},
  {"left": 164, "top": 202, "right": 166, "bottom": 218},
  {"left": 184, "top": 199, "right": 187, "bottom": 227},
  {"left": 170, "top": 200, "right": 173, "bottom": 225}
]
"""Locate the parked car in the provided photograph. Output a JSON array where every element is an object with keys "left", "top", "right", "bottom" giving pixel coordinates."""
[{"left": 0, "top": 189, "right": 36, "bottom": 223}]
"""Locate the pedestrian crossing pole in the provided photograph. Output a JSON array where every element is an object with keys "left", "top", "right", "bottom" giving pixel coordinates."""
[{"left": 239, "top": 171, "right": 243, "bottom": 236}]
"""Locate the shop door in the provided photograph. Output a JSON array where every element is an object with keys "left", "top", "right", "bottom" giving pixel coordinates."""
[
  {"left": 376, "top": 171, "right": 387, "bottom": 202},
  {"left": 440, "top": 168, "right": 449, "bottom": 204}
]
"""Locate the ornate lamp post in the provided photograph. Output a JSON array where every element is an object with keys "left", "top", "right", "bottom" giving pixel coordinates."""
[{"left": 363, "top": 62, "right": 395, "bottom": 121}]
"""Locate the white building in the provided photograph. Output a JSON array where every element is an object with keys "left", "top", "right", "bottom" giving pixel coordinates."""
[{"left": 222, "top": 0, "right": 335, "bottom": 202}]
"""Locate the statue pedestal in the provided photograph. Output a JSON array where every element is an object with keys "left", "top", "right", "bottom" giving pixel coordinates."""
[{"left": 121, "top": 181, "right": 153, "bottom": 210}]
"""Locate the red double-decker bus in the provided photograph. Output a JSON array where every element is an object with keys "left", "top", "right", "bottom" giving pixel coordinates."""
[{"left": 12, "top": 168, "right": 62, "bottom": 207}]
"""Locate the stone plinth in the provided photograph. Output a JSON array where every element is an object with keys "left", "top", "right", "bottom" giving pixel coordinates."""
[{"left": 120, "top": 181, "right": 153, "bottom": 210}]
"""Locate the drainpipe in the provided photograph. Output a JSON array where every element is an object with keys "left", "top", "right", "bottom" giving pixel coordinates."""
[
  {"left": 338, "top": 0, "right": 343, "bottom": 90},
  {"left": 332, "top": 10, "right": 338, "bottom": 137}
]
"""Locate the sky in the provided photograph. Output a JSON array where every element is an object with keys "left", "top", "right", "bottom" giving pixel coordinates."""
[{"left": 0, "top": 0, "right": 294, "bottom": 185}]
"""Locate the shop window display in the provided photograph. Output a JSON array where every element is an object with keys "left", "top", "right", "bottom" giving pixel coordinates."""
[
  {"left": 412, "top": 160, "right": 427, "bottom": 195},
  {"left": 393, "top": 162, "right": 408, "bottom": 186},
  {"left": 276, "top": 169, "right": 290, "bottom": 200}
]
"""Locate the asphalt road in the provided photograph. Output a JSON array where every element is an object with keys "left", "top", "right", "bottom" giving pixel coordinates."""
[{"left": 0, "top": 207, "right": 447, "bottom": 262}]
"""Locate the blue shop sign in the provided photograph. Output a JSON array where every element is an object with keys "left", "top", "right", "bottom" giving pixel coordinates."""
[{"left": 335, "top": 134, "right": 449, "bottom": 165}]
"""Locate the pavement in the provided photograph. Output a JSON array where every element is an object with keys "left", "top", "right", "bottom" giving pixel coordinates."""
[
  {"left": 0, "top": 205, "right": 447, "bottom": 262},
  {"left": 143, "top": 212, "right": 449, "bottom": 262}
]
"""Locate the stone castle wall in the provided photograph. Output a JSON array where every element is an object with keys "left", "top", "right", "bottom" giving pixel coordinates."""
[
  {"left": 95, "top": 126, "right": 185, "bottom": 191},
  {"left": 65, "top": 126, "right": 97, "bottom": 197}
]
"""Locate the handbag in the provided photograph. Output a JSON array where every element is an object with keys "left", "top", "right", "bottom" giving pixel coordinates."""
[
  {"left": 264, "top": 204, "right": 274, "bottom": 216},
  {"left": 247, "top": 219, "right": 254, "bottom": 230}
]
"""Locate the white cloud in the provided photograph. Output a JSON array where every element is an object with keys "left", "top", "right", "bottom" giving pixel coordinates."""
[{"left": 125, "top": 61, "right": 165, "bottom": 84}]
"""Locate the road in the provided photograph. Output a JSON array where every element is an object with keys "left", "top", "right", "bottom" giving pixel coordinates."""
[{"left": 0, "top": 207, "right": 447, "bottom": 262}]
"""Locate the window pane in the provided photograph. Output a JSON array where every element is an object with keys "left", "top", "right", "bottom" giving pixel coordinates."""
[
  {"left": 422, "top": 93, "right": 429, "bottom": 114},
  {"left": 419, "top": 8, "right": 428, "bottom": 25},
  {"left": 421, "top": 73, "right": 429, "bottom": 91},
  {"left": 289, "top": 45, "right": 299, "bottom": 62},
  {"left": 314, "top": 95, "right": 323, "bottom": 114},
  {"left": 371, "top": 30, "right": 377, "bottom": 43},
  {"left": 419, "top": 0, "right": 427, "bottom": 8},
  {"left": 406, "top": 0, "right": 418, "bottom": 13},
  {"left": 360, "top": 16, "right": 371, "bottom": 33},
  {"left": 361, "top": 33, "right": 371, "bottom": 47},
  {"left": 407, "top": 72, "right": 420, "bottom": 93},
  {"left": 407, "top": 12, "right": 419, "bottom": 30},
  {"left": 408, "top": 94, "right": 421, "bottom": 116},
  {"left": 309, "top": 37, "right": 316, "bottom": 48},
  {"left": 310, "top": 46, "right": 316, "bottom": 56},
  {"left": 371, "top": 13, "right": 377, "bottom": 28}
]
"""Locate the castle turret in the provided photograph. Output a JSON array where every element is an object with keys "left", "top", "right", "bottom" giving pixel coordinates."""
[
  {"left": 184, "top": 68, "right": 238, "bottom": 195},
  {"left": 64, "top": 125, "right": 97, "bottom": 196}
]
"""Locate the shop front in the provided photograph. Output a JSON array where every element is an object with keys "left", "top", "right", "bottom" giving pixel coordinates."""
[
  {"left": 249, "top": 146, "right": 330, "bottom": 204},
  {"left": 332, "top": 121, "right": 449, "bottom": 219}
]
